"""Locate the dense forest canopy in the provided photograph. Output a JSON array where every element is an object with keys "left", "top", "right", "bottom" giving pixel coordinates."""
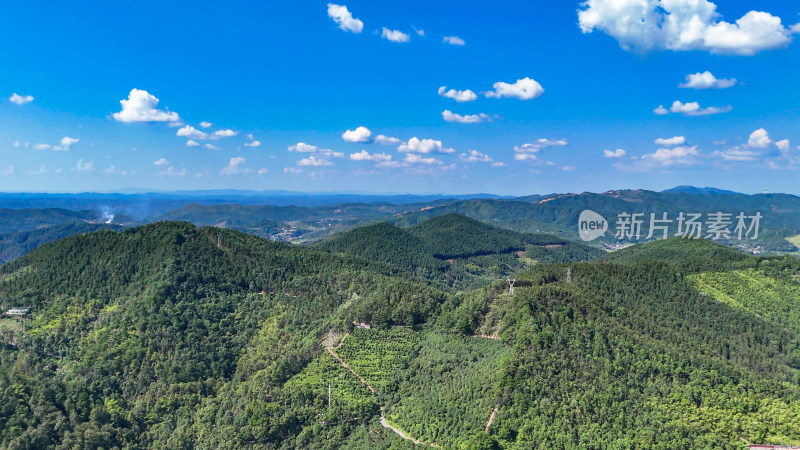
[{"left": 1, "top": 219, "right": 800, "bottom": 448}]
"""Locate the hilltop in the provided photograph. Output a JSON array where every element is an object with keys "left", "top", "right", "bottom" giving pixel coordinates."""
[{"left": 315, "top": 214, "right": 603, "bottom": 288}]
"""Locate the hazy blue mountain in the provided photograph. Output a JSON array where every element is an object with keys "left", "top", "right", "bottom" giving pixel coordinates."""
[{"left": 662, "top": 185, "right": 743, "bottom": 195}]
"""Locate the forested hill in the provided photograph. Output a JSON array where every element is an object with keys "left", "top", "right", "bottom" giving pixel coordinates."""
[
  {"left": 0, "top": 222, "right": 121, "bottom": 264},
  {"left": 3, "top": 223, "right": 800, "bottom": 447},
  {"left": 603, "top": 236, "right": 752, "bottom": 269},
  {"left": 407, "top": 213, "right": 565, "bottom": 259},
  {"left": 391, "top": 190, "right": 800, "bottom": 252},
  {"left": 0, "top": 222, "right": 448, "bottom": 448},
  {"left": 315, "top": 214, "right": 603, "bottom": 288},
  {"left": 0, "top": 208, "right": 99, "bottom": 234},
  {"left": 315, "top": 222, "right": 447, "bottom": 273}
]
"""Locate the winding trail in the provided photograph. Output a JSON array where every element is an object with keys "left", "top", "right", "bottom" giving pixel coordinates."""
[
  {"left": 335, "top": 331, "right": 350, "bottom": 349},
  {"left": 485, "top": 404, "right": 499, "bottom": 433},
  {"left": 326, "top": 346, "right": 376, "bottom": 395},
  {"left": 380, "top": 416, "right": 425, "bottom": 445},
  {"left": 327, "top": 337, "right": 434, "bottom": 446}
]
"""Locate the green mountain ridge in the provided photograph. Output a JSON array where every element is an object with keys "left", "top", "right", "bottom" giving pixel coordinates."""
[
  {"left": 2, "top": 221, "right": 800, "bottom": 448},
  {"left": 314, "top": 214, "right": 603, "bottom": 289}
]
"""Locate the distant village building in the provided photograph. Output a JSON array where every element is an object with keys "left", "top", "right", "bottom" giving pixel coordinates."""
[
  {"left": 354, "top": 322, "right": 371, "bottom": 329},
  {"left": 5, "top": 307, "right": 29, "bottom": 316}
]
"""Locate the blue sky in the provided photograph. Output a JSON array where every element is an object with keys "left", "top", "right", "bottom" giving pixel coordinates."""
[{"left": 1, "top": 0, "right": 799, "bottom": 195}]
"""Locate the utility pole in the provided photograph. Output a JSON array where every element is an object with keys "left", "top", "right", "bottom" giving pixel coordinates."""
[
  {"left": 216, "top": 232, "right": 222, "bottom": 248},
  {"left": 328, "top": 384, "right": 331, "bottom": 409},
  {"left": 566, "top": 267, "right": 572, "bottom": 283}
]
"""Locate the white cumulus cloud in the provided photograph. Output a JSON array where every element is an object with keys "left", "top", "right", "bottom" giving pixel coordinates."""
[
  {"left": 617, "top": 146, "right": 702, "bottom": 171},
  {"left": 679, "top": 71, "right": 737, "bottom": 89},
  {"left": 578, "top": 0, "right": 797, "bottom": 55},
  {"left": 398, "top": 137, "right": 454, "bottom": 154},
  {"left": 327, "top": 3, "right": 363, "bottom": 33},
  {"left": 76, "top": 159, "right": 95, "bottom": 172},
  {"left": 654, "top": 136, "right": 686, "bottom": 146},
  {"left": 298, "top": 155, "right": 334, "bottom": 167},
  {"left": 603, "top": 149, "right": 627, "bottom": 158},
  {"left": 485, "top": 77, "right": 544, "bottom": 100},
  {"left": 288, "top": 142, "right": 342, "bottom": 158},
  {"left": 643, "top": 146, "right": 700, "bottom": 167},
  {"left": 57, "top": 137, "right": 79, "bottom": 151},
  {"left": 112, "top": 89, "right": 180, "bottom": 123},
  {"left": 381, "top": 27, "right": 410, "bottom": 43},
  {"left": 177, "top": 125, "right": 207, "bottom": 140},
  {"left": 176, "top": 126, "right": 236, "bottom": 140},
  {"left": 350, "top": 150, "right": 393, "bottom": 162},
  {"left": 212, "top": 129, "right": 237, "bottom": 138},
  {"left": 442, "top": 110, "right": 490, "bottom": 123},
  {"left": 374, "top": 135, "right": 401, "bottom": 145},
  {"left": 748, "top": 128, "right": 772, "bottom": 148},
  {"left": 32, "top": 137, "right": 79, "bottom": 151},
  {"left": 153, "top": 158, "right": 169, "bottom": 166},
  {"left": 289, "top": 142, "right": 321, "bottom": 153},
  {"left": 459, "top": 150, "right": 494, "bottom": 163},
  {"left": 342, "top": 126, "right": 372, "bottom": 142},
  {"left": 404, "top": 153, "right": 441, "bottom": 165},
  {"left": 438, "top": 86, "right": 477, "bottom": 102},
  {"left": 199, "top": 121, "right": 212, "bottom": 128},
  {"left": 669, "top": 100, "right": 732, "bottom": 116},
  {"left": 514, "top": 139, "right": 568, "bottom": 153},
  {"left": 221, "top": 157, "right": 248, "bottom": 175},
  {"left": 10, "top": 93, "right": 34, "bottom": 105},
  {"left": 442, "top": 36, "right": 465, "bottom": 46},
  {"left": 186, "top": 140, "right": 200, "bottom": 147}
]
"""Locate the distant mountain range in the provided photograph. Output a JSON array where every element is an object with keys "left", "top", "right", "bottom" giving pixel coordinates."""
[{"left": 0, "top": 187, "right": 798, "bottom": 263}]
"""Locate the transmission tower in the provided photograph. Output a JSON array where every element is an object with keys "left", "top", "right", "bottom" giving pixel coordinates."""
[{"left": 507, "top": 278, "right": 516, "bottom": 295}]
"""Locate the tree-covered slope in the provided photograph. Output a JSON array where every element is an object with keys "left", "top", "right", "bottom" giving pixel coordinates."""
[
  {"left": 314, "top": 222, "right": 447, "bottom": 274},
  {"left": 314, "top": 215, "right": 603, "bottom": 290},
  {"left": 0, "top": 222, "right": 122, "bottom": 264},
  {"left": 407, "top": 213, "right": 563, "bottom": 259},
  {"left": 3, "top": 221, "right": 800, "bottom": 448},
  {"left": 603, "top": 236, "right": 751, "bottom": 269},
  {"left": 437, "top": 255, "right": 800, "bottom": 448},
  {"left": 0, "top": 222, "right": 447, "bottom": 448},
  {"left": 392, "top": 190, "right": 800, "bottom": 252},
  {"left": 0, "top": 208, "right": 99, "bottom": 234}
]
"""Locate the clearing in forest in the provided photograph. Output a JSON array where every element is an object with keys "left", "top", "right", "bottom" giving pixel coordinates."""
[{"left": 335, "top": 327, "right": 419, "bottom": 396}]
